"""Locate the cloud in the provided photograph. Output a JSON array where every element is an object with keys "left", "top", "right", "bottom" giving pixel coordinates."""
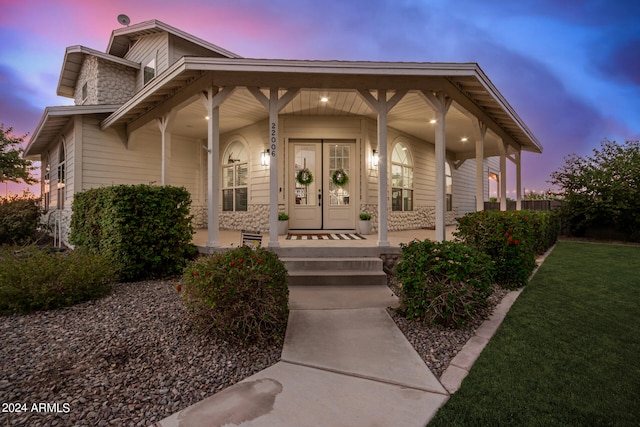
[
  {"left": 595, "top": 37, "right": 640, "bottom": 86},
  {"left": 0, "top": 65, "right": 43, "bottom": 138}
]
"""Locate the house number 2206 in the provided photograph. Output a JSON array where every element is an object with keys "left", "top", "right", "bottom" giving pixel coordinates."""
[{"left": 270, "top": 122, "right": 277, "bottom": 157}]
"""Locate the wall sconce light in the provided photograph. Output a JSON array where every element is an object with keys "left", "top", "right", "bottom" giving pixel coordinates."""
[
  {"left": 372, "top": 150, "right": 379, "bottom": 167},
  {"left": 261, "top": 149, "right": 270, "bottom": 166}
]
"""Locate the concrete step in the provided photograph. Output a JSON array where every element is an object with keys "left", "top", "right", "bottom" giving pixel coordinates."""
[
  {"left": 282, "top": 257, "right": 387, "bottom": 287},
  {"left": 281, "top": 257, "right": 383, "bottom": 271}
]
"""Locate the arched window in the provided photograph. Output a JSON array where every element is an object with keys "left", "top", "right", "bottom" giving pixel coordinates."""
[
  {"left": 57, "top": 142, "right": 66, "bottom": 209},
  {"left": 43, "top": 154, "right": 51, "bottom": 210},
  {"left": 222, "top": 140, "right": 248, "bottom": 212},
  {"left": 446, "top": 161, "right": 453, "bottom": 211},
  {"left": 391, "top": 141, "right": 413, "bottom": 211}
]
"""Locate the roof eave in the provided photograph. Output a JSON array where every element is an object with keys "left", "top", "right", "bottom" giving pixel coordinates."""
[
  {"left": 56, "top": 46, "right": 139, "bottom": 98},
  {"left": 107, "top": 19, "right": 242, "bottom": 59},
  {"left": 101, "top": 57, "right": 541, "bottom": 153},
  {"left": 25, "top": 105, "right": 120, "bottom": 158}
]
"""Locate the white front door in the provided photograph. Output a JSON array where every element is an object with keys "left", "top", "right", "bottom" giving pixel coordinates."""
[{"left": 289, "top": 139, "right": 357, "bottom": 230}]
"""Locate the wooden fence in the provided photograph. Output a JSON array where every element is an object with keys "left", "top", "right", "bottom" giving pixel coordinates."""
[{"left": 484, "top": 200, "right": 563, "bottom": 211}]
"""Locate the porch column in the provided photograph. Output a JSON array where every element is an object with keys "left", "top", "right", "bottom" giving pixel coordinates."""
[
  {"left": 474, "top": 120, "right": 487, "bottom": 212},
  {"left": 201, "top": 87, "right": 235, "bottom": 248},
  {"left": 499, "top": 140, "right": 508, "bottom": 211},
  {"left": 248, "top": 87, "right": 299, "bottom": 248},
  {"left": 421, "top": 90, "right": 452, "bottom": 242},
  {"left": 357, "top": 89, "right": 407, "bottom": 247},
  {"left": 515, "top": 147, "right": 522, "bottom": 210},
  {"left": 157, "top": 111, "right": 176, "bottom": 186}
]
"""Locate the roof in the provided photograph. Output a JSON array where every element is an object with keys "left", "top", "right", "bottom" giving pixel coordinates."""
[
  {"left": 57, "top": 46, "right": 139, "bottom": 98},
  {"left": 24, "top": 105, "right": 120, "bottom": 159},
  {"left": 107, "top": 19, "right": 241, "bottom": 59},
  {"left": 100, "top": 57, "right": 542, "bottom": 154}
]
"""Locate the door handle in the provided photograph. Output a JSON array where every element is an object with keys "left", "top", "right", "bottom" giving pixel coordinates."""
[{"left": 318, "top": 193, "right": 322, "bottom": 207}]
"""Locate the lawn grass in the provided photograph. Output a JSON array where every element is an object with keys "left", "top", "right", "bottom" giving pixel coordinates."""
[{"left": 430, "top": 241, "right": 640, "bottom": 426}]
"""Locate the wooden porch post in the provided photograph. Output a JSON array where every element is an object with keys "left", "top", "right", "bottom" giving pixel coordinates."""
[
  {"left": 357, "top": 89, "right": 407, "bottom": 247},
  {"left": 157, "top": 111, "right": 176, "bottom": 186},
  {"left": 499, "top": 140, "right": 507, "bottom": 211},
  {"left": 421, "top": 90, "right": 452, "bottom": 242},
  {"left": 474, "top": 120, "right": 487, "bottom": 212},
  {"left": 515, "top": 148, "right": 522, "bottom": 210},
  {"left": 201, "top": 86, "right": 235, "bottom": 248},
  {"left": 248, "top": 87, "right": 299, "bottom": 248}
]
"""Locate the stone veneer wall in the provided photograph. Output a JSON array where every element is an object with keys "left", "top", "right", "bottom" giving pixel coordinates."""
[
  {"left": 359, "top": 204, "right": 458, "bottom": 232},
  {"left": 74, "top": 57, "right": 136, "bottom": 105},
  {"left": 190, "top": 205, "right": 207, "bottom": 229},
  {"left": 193, "top": 204, "right": 284, "bottom": 233}
]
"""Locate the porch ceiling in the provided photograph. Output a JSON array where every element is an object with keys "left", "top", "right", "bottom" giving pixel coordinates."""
[
  {"left": 169, "top": 88, "right": 504, "bottom": 158},
  {"left": 101, "top": 58, "right": 541, "bottom": 157}
]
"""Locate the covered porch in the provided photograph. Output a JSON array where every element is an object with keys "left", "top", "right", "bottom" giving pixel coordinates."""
[
  {"left": 101, "top": 59, "right": 541, "bottom": 251},
  {"left": 192, "top": 226, "right": 458, "bottom": 255}
]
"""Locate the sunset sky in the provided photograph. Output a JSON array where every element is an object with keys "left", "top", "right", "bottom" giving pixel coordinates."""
[{"left": 1, "top": 0, "right": 639, "bottom": 197}]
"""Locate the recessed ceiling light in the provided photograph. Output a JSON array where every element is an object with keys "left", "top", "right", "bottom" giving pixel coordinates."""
[
  {"left": 205, "top": 116, "right": 209, "bottom": 120},
  {"left": 461, "top": 137, "right": 468, "bottom": 142},
  {"left": 320, "top": 97, "right": 329, "bottom": 103},
  {"left": 430, "top": 119, "right": 437, "bottom": 124}
]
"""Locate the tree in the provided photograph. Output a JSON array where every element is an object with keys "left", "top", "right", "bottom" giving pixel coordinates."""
[
  {"left": 0, "top": 123, "right": 36, "bottom": 185},
  {"left": 550, "top": 139, "right": 640, "bottom": 241}
]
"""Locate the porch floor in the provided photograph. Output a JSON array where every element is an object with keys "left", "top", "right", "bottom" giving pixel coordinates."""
[{"left": 192, "top": 226, "right": 458, "bottom": 251}]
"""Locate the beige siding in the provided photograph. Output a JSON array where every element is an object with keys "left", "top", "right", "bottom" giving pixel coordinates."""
[
  {"left": 169, "top": 35, "right": 227, "bottom": 63},
  {"left": 170, "top": 134, "right": 201, "bottom": 201},
  {"left": 452, "top": 159, "right": 477, "bottom": 216},
  {"left": 124, "top": 32, "right": 169, "bottom": 92},
  {"left": 81, "top": 118, "right": 161, "bottom": 189},
  {"left": 64, "top": 130, "right": 75, "bottom": 198}
]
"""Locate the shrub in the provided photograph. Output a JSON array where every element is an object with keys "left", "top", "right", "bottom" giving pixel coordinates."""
[
  {"left": 278, "top": 212, "right": 289, "bottom": 221},
  {"left": 455, "top": 211, "right": 536, "bottom": 289},
  {"left": 182, "top": 245, "right": 289, "bottom": 345},
  {"left": 395, "top": 239, "right": 495, "bottom": 327},
  {"left": 522, "top": 210, "right": 561, "bottom": 254},
  {"left": 0, "top": 245, "right": 116, "bottom": 315},
  {"left": 0, "top": 194, "right": 40, "bottom": 245},
  {"left": 359, "top": 213, "right": 372, "bottom": 220},
  {"left": 70, "top": 184, "right": 195, "bottom": 281}
]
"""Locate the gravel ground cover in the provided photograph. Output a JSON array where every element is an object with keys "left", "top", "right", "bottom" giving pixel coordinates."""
[
  {"left": 388, "top": 278, "right": 510, "bottom": 378},
  {"left": 0, "top": 280, "right": 281, "bottom": 427},
  {"left": 1, "top": 277, "right": 508, "bottom": 426}
]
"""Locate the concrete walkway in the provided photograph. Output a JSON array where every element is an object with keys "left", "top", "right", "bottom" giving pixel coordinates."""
[{"left": 156, "top": 285, "right": 450, "bottom": 426}]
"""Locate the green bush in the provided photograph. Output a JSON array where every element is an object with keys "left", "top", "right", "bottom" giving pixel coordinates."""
[
  {"left": 0, "top": 245, "right": 116, "bottom": 315},
  {"left": 522, "top": 210, "right": 561, "bottom": 254},
  {"left": 0, "top": 194, "right": 40, "bottom": 245},
  {"left": 455, "top": 211, "right": 536, "bottom": 290},
  {"left": 182, "top": 245, "right": 289, "bottom": 345},
  {"left": 395, "top": 240, "right": 495, "bottom": 327},
  {"left": 70, "top": 184, "right": 195, "bottom": 281}
]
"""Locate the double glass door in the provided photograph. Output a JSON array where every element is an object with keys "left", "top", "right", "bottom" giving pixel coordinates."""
[{"left": 288, "top": 139, "right": 356, "bottom": 230}]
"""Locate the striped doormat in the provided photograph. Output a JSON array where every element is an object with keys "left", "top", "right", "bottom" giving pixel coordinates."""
[{"left": 286, "top": 233, "right": 365, "bottom": 240}]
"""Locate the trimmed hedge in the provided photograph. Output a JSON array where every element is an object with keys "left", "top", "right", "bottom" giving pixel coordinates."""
[
  {"left": 69, "top": 184, "right": 195, "bottom": 281},
  {"left": 522, "top": 210, "right": 561, "bottom": 255},
  {"left": 455, "top": 211, "right": 536, "bottom": 289}
]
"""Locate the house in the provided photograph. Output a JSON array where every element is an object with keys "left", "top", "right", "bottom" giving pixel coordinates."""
[{"left": 24, "top": 19, "right": 542, "bottom": 249}]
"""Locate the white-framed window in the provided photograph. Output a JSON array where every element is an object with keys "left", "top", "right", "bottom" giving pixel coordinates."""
[
  {"left": 446, "top": 161, "right": 453, "bottom": 211},
  {"left": 81, "top": 82, "right": 88, "bottom": 104},
  {"left": 43, "top": 154, "right": 51, "bottom": 210},
  {"left": 143, "top": 58, "right": 156, "bottom": 85},
  {"left": 57, "top": 142, "right": 66, "bottom": 210},
  {"left": 391, "top": 141, "right": 413, "bottom": 211},
  {"left": 222, "top": 140, "right": 248, "bottom": 212}
]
